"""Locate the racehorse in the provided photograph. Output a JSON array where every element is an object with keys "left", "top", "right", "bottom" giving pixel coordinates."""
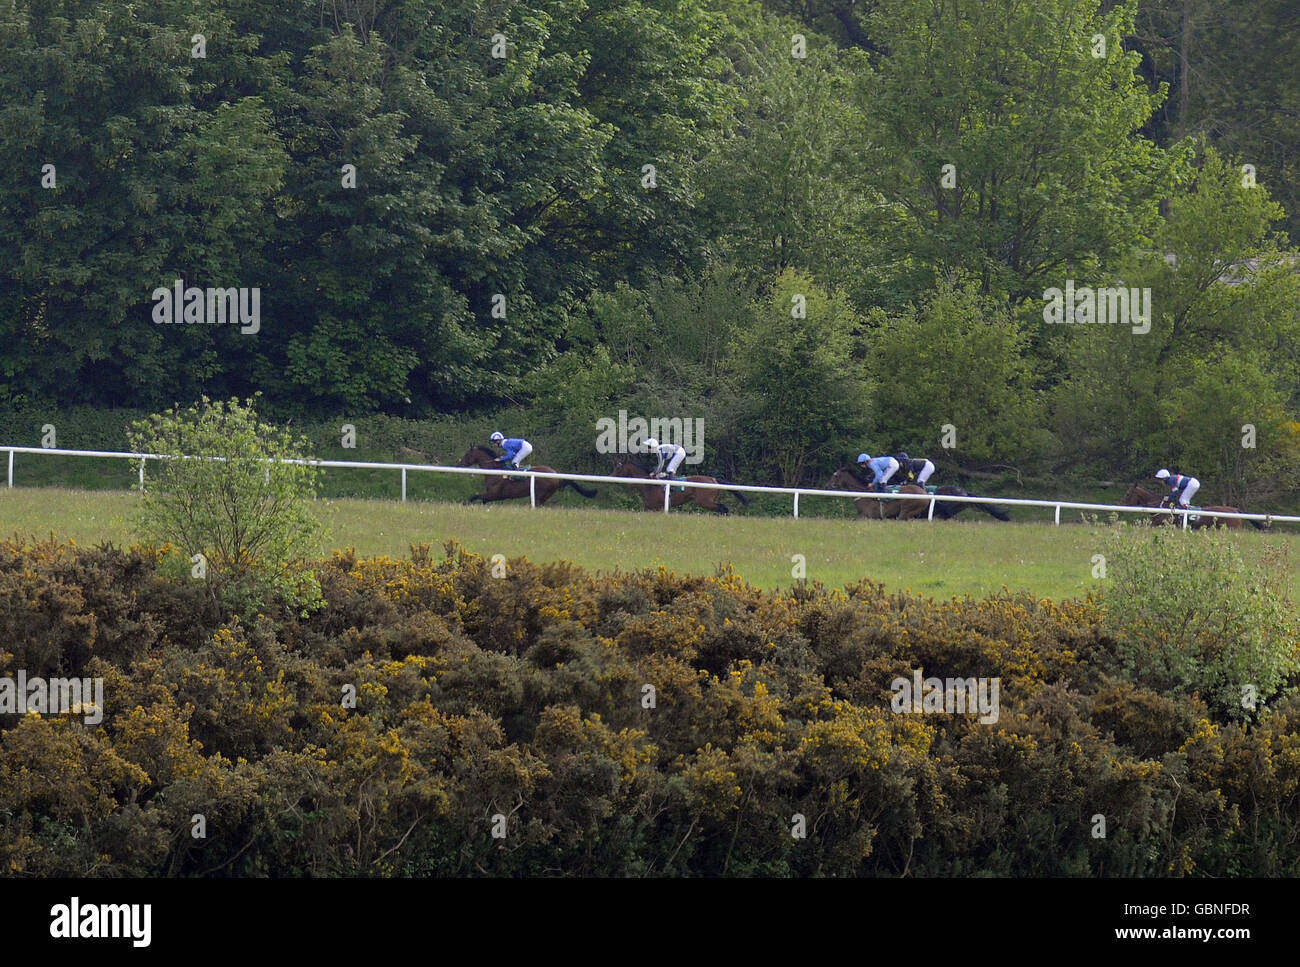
[
  {"left": 1120, "top": 483, "right": 1268, "bottom": 530},
  {"left": 931, "top": 485, "right": 1012, "bottom": 521},
  {"left": 827, "top": 467, "right": 929, "bottom": 520},
  {"left": 457, "top": 445, "right": 599, "bottom": 505},
  {"left": 611, "top": 460, "right": 750, "bottom": 514}
]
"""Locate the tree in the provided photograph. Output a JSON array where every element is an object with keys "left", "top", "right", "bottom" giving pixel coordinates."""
[
  {"left": 723, "top": 268, "right": 871, "bottom": 484},
  {"left": 0, "top": 0, "right": 286, "bottom": 408},
  {"left": 128, "top": 397, "right": 325, "bottom": 617},
  {"left": 861, "top": 0, "right": 1186, "bottom": 301},
  {"left": 1049, "top": 147, "right": 1300, "bottom": 496},
  {"left": 1133, "top": 0, "right": 1300, "bottom": 239},
  {"left": 700, "top": 7, "right": 874, "bottom": 289},
  {"left": 867, "top": 277, "right": 1046, "bottom": 467}
]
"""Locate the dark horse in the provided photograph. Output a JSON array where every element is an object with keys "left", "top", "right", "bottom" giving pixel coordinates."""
[
  {"left": 457, "top": 445, "right": 598, "bottom": 505},
  {"left": 931, "top": 485, "right": 1011, "bottom": 521},
  {"left": 1121, "top": 483, "right": 1268, "bottom": 530},
  {"left": 827, "top": 467, "right": 929, "bottom": 520},
  {"left": 611, "top": 460, "right": 750, "bottom": 514}
]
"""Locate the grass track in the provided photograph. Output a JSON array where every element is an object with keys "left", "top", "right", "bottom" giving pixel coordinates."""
[{"left": 3, "top": 485, "right": 1298, "bottom": 599}]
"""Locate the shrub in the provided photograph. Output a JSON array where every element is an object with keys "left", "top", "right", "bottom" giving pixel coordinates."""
[
  {"left": 127, "top": 396, "right": 325, "bottom": 619},
  {"left": 1099, "top": 525, "right": 1300, "bottom": 720}
]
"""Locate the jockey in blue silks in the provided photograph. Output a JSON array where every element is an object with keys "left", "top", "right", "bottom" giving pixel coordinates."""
[
  {"left": 1155, "top": 468, "right": 1199, "bottom": 509},
  {"left": 490, "top": 431, "right": 533, "bottom": 468},
  {"left": 856, "top": 453, "right": 900, "bottom": 490}
]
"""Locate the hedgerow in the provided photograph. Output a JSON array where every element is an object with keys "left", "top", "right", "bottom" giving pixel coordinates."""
[{"left": 1, "top": 536, "right": 1297, "bottom": 876}]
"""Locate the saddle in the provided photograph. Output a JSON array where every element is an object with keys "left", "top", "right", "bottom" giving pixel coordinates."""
[
  {"left": 654, "top": 474, "right": 688, "bottom": 492},
  {"left": 503, "top": 464, "right": 531, "bottom": 482},
  {"left": 1160, "top": 499, "right": 1200, "bottom": 521}
]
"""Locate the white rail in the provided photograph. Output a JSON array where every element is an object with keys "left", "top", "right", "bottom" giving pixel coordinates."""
[{"left": 3, "top": 445, "right": 1297, "bottom": 527}]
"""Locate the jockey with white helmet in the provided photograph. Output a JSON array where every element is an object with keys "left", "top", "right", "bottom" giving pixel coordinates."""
[
  {"left": 645, "top": 438, "right": 687, "bottom": 479},
  {"left": 1155, "top": 468, "right": 1199, "bottom": 509},
  {"left": 490, "top": 431, "right": 532, "bottom": 468}
]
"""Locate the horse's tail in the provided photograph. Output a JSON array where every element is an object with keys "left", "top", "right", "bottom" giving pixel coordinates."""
[
  {"left": 976, "top": 501, "right": 1011, "bottom": 522},
  {"left": 710, "top": 474, "right": 749, "bottom": 505},
  {"left": 564, "top": 480, "right": 599, "bottom": 498}
]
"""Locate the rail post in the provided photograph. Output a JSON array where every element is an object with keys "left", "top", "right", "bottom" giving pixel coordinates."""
[
  {"left": 663, "top": 482, "right": 671, "bottom": 513},
  {"left": 1182, "top": 507, "right": 1188, "bottom": 530},
  {"left": 529, "top": 472, "right": 536, "bottom": 508},
  {"left": 139, "top": 457, "right": 145, "bottom": 492},
  {"left": 401, "top": 467, "right": 407, "bottom": 502},
  {"left": 927, "top": 496, "right": 935, "bottom": 520},
  {"left": 1054, "top": 504, "right": 1060, "bottom": 526},
  {"left": 793, "top": 491, "right": 800, "bottom": 518},
  {"left": 6, "top": 449, "right": 11, "bottom": 488}
]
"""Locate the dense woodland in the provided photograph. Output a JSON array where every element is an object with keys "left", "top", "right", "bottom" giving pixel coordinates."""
[{"left": 2, "top": 0, "right": 1300, "bottom": 498}]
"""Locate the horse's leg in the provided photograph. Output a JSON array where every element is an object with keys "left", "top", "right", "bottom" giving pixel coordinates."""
[{"left": 534, "top": 481, "right": 559, "bottom": 506}]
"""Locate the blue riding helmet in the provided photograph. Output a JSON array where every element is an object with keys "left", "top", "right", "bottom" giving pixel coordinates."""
[{"left": 857, "top": 453, "right": 871, "bottom": 464}]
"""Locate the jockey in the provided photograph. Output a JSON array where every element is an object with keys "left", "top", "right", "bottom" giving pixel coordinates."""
[
  {"left": 856, "top": 453, "right": 900, "bottom": 490},
  {"left": 1155, "top": 468, "right": 1199, "bottom": 509},
  {"left": 645, "top": 438, "right": 687, "bottom": 479},
  {"left": 490, "top": 431, "right": 532, "bottom": 469},
  {"left": 893, "top": 452, "right": 937, "bottom": 486}
]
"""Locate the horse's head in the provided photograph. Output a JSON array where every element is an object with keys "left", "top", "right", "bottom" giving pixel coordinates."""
[
  {"left": 611, "top": 460, "right": 647, "bottom": 478},
  {"left": 1121, "top": 483, "right": 1156, "bottom": 506},
  {"left": 457, "top": 444, "right": 496, "bottom": 468},
  {"left": 828, "top": 467, "right": 866, "bottom": 490}
]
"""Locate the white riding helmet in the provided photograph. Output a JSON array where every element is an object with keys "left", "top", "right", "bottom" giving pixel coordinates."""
[
  {"left": 490, "top": 432, "right": 504, "bottom": 444},
  {"left": 1155, "top": 468, "right": 1170, "bottom": 479},
  {"left": 645, "top": 438, "right": 659, "bottom": 450}
]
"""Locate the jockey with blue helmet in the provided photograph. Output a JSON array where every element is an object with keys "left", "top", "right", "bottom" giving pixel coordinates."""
[{"left": 856, "top": 452, "right": 900, "bottom": 490}]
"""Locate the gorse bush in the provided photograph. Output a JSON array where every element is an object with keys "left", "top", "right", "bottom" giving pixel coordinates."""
[
  {"left": 127, "top": 397, "right": 325, "bottom": 619},
  {"left": 3, "top": 537, "right": 1300, "bottom": 876},
  {"left": 1099, "top": 525, "right": 1300, "bottom": 720}
]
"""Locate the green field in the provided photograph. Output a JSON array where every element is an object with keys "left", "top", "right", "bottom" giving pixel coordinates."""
[{"left": 3, "top": 484, "right": 1297, "bottom": 599}]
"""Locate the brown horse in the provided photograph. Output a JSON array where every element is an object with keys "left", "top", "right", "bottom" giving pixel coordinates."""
[
  {"left": 457, "top": 445, "right": 598, "bottom": 505},
  {"left": 611, "top": 460, "right": 749, "bottom": 514},
  {"left": 828, "top": 467, "right": 929, "bottom": 520},
  {"left": 1120, "top": 483, "right": 1267, "bottom": 530}
]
